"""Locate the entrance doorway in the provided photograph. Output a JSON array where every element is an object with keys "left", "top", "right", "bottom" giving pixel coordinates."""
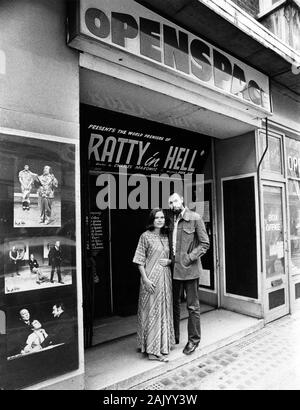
[
  {"left": 80, "top": 104, "right": 216, "bottom": 347},
  {"left": 262, "top": 182, "right": 289, "bottom": 323}
]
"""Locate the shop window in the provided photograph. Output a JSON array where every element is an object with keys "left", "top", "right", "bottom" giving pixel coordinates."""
[
  {"left": 258, "top": 131, "right": 283, "bottom": 176},
  {"left": 263, "top": 185, "right": 285, "bottom": 279},
  {"left": 288, "top": 180, "right": 300, "bottom": 276},
  {"left": 0, "top": 311, "right": 5, "bottom": 334},
  {"left": 295, "top": 283, "right": 300, "bottom": 299},
  {"left": 223, "top": 176, "right": 258, "bottom": 299},
  {"left": 0, "top": 131, "right": 79, "bottom": 390},
  {"left": 286, "top": 138, "right": 300, "bottom": 179},
  {"left": 0, "top": 50, "right": 6, "bottom": 75},
  {"left": 259, "top": 0, "right": 285, "bottom": 14},
  {"left": 269, "top": 288, "right": 285, "bottom": 310},
  {"left": 258, "top": 1, "right": 300, "bottom": 51}
]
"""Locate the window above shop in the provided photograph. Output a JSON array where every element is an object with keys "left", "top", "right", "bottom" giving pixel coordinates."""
[
  {"left": 258, "top": 0, "right": 287, "bottom": 17},
  {"left": 258, "top": 0, "right": 300, "bottom": 51},
  {"left": 257, "top": 130, "right": 284, "bottom": 178}
]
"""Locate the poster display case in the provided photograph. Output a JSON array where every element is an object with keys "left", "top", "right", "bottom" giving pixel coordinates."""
[{"left": 0, "top": 131, "right": 79, "bottom": 390}]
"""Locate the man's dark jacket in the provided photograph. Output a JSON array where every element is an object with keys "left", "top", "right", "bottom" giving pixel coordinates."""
[{"left": 170, "top": 208, "right": 210, "bottom": 281}]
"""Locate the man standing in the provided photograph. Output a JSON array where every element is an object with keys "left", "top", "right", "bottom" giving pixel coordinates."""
[
  {"left": 169, "top": 193, "right": 209, "bottom": 355},
  {"left": 14, "top": 308, "right": 33, "bottom": 356},
  {"left": 37, "top": 165, "right": 58, "bottom": 225},
  {"left": 19, "top": 308, "right": 31, "bottom": 328},
  {"left": 9, "top": 246, "right": 22, "bottom": 276},
  {"left": 49, "top": 302, "right": 73, "bottom": 345},
  {"left": 48, "top": 241, "right": 63, "bottom": 284},
  {"left": 18, "top": 165, "right": 37, "bottom": 211}
]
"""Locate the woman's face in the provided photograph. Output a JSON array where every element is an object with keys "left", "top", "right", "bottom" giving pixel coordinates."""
[{"left": 153, "top": 211, "right": 165, "bottom": 230}]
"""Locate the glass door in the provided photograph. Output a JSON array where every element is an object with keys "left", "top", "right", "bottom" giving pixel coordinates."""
[{"left": 263, "top": 183, "right": 289, "bottom": 322}]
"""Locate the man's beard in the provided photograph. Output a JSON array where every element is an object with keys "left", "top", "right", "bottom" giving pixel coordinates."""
[{"left": 172, "top": 208, "right": 182, "bottom": 216}]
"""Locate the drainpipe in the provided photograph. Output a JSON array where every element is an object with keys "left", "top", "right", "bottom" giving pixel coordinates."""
[{"left": 257, "top": 118, "right": 269, "bottom": 300}]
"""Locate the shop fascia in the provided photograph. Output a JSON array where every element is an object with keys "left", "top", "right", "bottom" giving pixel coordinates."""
[{"left": 68, "top": 0, "right": 271, "bottom": 112}]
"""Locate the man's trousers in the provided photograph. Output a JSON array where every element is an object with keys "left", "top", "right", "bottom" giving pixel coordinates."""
[{"left": 173, "top": 279, "right": 201, "bottom": 345}]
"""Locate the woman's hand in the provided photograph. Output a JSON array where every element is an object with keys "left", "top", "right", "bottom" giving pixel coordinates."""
[
  {"left": 159, "top": 258, "right": 171, "bottom": 267},
  {"left": 143, "top": 277, "right": 156, "bottom": 294}
]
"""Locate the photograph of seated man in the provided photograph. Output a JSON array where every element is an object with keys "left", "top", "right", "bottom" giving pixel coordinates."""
[{"left": 28, "top": 254, "right": 48, "bottom": 285}]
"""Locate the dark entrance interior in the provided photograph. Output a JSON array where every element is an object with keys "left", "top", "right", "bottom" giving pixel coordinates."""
[{"left": 110, "top": 208, "right": 149, "bottom": 317}]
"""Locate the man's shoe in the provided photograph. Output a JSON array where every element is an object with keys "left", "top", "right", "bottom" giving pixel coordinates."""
[
  {"left": 175, "top": 337, "right": 180, "bottom": 345},
  {"left": 183, "top": 341, "right": 199, "bottom": 355}
]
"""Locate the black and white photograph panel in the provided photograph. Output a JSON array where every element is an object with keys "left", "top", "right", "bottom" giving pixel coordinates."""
[
  {"left": 4, "top": 237, "right": 74, "bottom": 294},
  {"left": 14, "top": 159, "right": 61, "bottom": 228},
  {"left": 6, "top": 300, "right": 76, "bottom": 361}
]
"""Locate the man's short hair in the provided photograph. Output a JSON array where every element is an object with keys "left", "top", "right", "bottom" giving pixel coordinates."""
[
  {"left": 169, "top": 191, "right": 183, "bottom": 198},
  {"left": 54, "top": 302, "right": 65, "bottom": 312}
]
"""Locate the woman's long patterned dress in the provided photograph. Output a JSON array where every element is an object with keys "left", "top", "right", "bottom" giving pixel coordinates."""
[{"left": 133, "top": 231, "right": 175, "bottom": 356}]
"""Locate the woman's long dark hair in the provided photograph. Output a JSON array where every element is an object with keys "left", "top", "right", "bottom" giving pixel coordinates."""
[{"left": 146, "top": 208, "right": 169, "bottom": 235}]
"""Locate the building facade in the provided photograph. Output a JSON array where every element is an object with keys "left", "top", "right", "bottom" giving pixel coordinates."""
[{"left": 0, "top": 0, "right": 299, "bottom": 390}]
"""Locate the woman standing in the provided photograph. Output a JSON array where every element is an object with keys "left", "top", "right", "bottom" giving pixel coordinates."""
[{"left": 133, "top": 209, "right": 175, "bottom": 362}]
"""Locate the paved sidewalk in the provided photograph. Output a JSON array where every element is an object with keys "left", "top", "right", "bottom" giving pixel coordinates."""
[
  {"left": 131, "top": 313, "right": 300, "bottom": 390},
  {"left": 85, "top": 309, "right": 262, "bottom": 390}
]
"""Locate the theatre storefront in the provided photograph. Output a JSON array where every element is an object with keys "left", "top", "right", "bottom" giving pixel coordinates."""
[
  {"left": 75, "top": 0, "right": 272, "bottom": 343},
  {"left": 0, "top": 0, "right": 299, "bottom": 391}
]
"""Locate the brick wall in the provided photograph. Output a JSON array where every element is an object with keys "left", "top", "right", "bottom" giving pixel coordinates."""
[{"left": 231, "top": 0, "right": 259, "bottom": 17}]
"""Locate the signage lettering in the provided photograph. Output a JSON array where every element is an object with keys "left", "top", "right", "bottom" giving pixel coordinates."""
[
  {"left": 288, "top": 155, "right": 300, "bottom": 177},
  {"left": 83, "top": 6, "right": 268, "bottom": 108},
  {"left": 89, "top": 134, "right": 198, "bottom": 172},
  {"left": 89, "top": 134, "right": 151, "bottom": 166},
  {"left": 286, "top": 138, "right": 300, "bottom": 178}
]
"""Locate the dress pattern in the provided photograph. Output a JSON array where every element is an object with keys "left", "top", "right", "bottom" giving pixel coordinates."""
[{"left": 133, "top": 231, "right": 175, "bottom": 356}]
